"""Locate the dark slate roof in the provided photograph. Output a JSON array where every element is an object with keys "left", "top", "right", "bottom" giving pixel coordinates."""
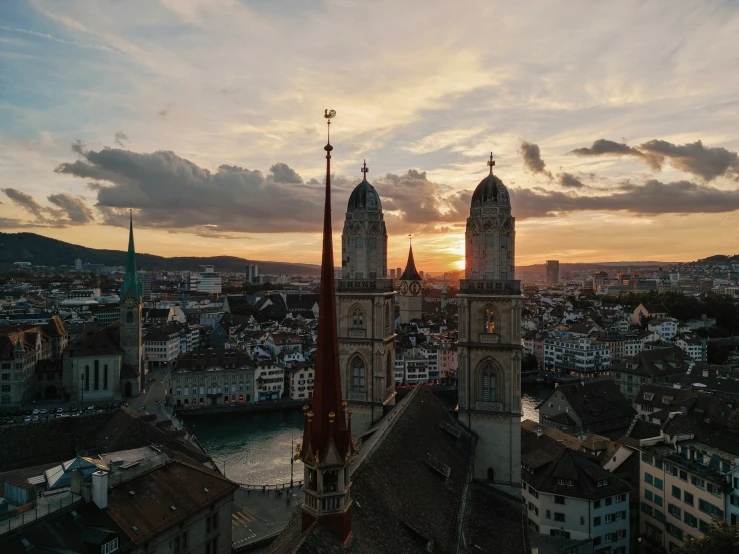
[
  {"left": 400, "top": 244, "right": 422, "bottom": 281},
  {"left": 144, "top": 323, "right": 182, "bottom": 341},
  {"left": 521, "top": 430, "right": 632, "bottom": 500},
  {"left": 629, "top": 419, "right": 662, "bottom": 440},
  {"left": 615, "top": 346, "right": 692, "bottom": 377},
  {"left": 285, "top": 294, "right": 319, "bottom": 312},
  {"left": 634, "top": 384, "right": 697, "bottom": 409},
  {"left": 471, "top": 173, "right": 510, "bottom": 207},
  {"left": 65, "top": 323, "right": 122, "bottom": 357},
  {"left": 268, "top": 385, "right": 528, "bottom": 554},
  {"left": 540, "top": 379, "right": 636, "bottom": 425},
  {"left": 174, "top": 348, "right": 254, "bottom": 372},
  {"left": 347, "top": 179, "right": 382, "bottom": 213},
  {"left": 640, "top": 303, "right": 669, "bottom": 314}
]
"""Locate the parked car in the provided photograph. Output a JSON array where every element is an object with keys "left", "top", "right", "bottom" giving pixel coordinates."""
[
  {"left": 56, "top": 408, "right": 64, "bottom": 413},
  {"left": 24, "top": 416, "right": 31, "bottom": 422},
  {"left": 32, "top": 408, "right": 40, "bottom": 415}
]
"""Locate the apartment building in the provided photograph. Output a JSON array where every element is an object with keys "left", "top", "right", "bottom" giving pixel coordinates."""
[
  {"left": 674, "top": 333, "right": 708, "bottom": 363},
  {"left": 543, "top": 336, "right": 611, "bottom": 378},
  {"left": 285, "top": 363, "right": 314, "bottom": 400},
  {"left": 611, "top": 347, "right": 693, "bottom": 402},
  {"left": 171, "top": 349, "right": 256, "bottom": 407},
  {"left": 648, "top": 318, "right": 679, "bottom": 341},
  {"left": 255, "top": 361, "right": 284, "bottom": 401},
  {"left": 521, "top": 429, "right": 631, "bottom": 553}
]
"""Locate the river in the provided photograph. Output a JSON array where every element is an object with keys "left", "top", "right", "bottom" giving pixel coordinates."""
[{"left": 185, "top": 384, "right": 549, "bottom": 485}]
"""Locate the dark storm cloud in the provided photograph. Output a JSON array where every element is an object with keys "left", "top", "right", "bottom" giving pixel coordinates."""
[
  {"left": 3, "top": 188, "right": 47, "bottom": 220},
  {"left": 71, "top": 139, "right": 85, "bottom": 155},
  {"left": 509, "top": 179, "right": 739, "bottom": 219},
  {"left": 519, "top": 141, "right": 552, "bottom": 179},
  {"left": 558, "top": 173, "right": 585, "bottom": 188},
  {"left": 638, "top": 139, "right": 739, "bottom": 181},
  {"left": 570, "top": 139, "right": 661, "bottom": 170},
  {"left": 114, "top": 131, "right": 129, "bottom": 148},
  {"left": 47, "top": 193, "right": 96, "bottom": 224}
]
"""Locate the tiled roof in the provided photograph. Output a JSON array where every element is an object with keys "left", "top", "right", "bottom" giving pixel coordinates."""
[
  {"left": 106, "top": 460, "right": 238, "bottom": 545},
  {"left": 542, "top": 379, "right": 636, "bottom": 425},
  {"left": 65, "top": 323, "right": 122, "bottom": 357},
  {"left": 617, "top": 346, "right": 692, "bottom": 377},
  {"left": 174, "top": 348, "right": 254, "bottom": 372}
]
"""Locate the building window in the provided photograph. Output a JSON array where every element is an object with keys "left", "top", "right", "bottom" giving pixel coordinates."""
[
  {"left": 554, "top": 495, "right": 565, "bottom": 505},
  {"left": 684, "top": 492, "right": 694, "bottom": 506},
  {"left": 483, "top": 309, "right": 495, "bottom": 333},
  {"left": 481, "top": 366, "right": 496, "bottom": 402},
  {"left": 127, "top": 311, "right": 133, "bottom": 324},
  {"left": 672, "top": 485, "right": 681, "bottom": 500},
  {"left": 554, "top": 512, "right": 566, "bottom": 522},
  {"left": 85, "top": 366, "right": 90, "bottom": 391},
  {"left": 351, "top": 357, "right": 365, "bottom": 393},
  {"left": 104, "top": 365, "right": 108, "bottom": 389},
  {"left": 94, "top": 360, "right": 100, "bottom": 390},
  {"left": 101, "top": 538, "right": 119, "bottom": 554},
  {"left": 351, "top": 307, "right": 365, "bottom": 328}
]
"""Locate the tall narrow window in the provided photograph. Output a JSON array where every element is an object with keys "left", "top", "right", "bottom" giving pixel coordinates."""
[
  {"left": 351, "top": 308, "right": 364, "bottom": 328},
  {"left": 351, "top": 357, "right": 365, "bottom": 393},
  {"left": 94, "top": 360, "right": 100, "bottom": 390},
  {"left": 85, "top": 366, "right": 90, "bottom": 391},
  {"left": 126, "top": 311, "right": 133, "bottom": 325},
  {"left": 104, "top": 364, "right": 108, "bottom": 390},
  {"left": 483, "top": 309, "right": 495, "bottom": 333},
  {"left": 482, "top": 365, "right": 496, "bottom": 402}
]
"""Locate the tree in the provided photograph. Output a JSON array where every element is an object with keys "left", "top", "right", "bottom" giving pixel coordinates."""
[
  {"left": 729, "top": 409, "right": 739, "bottom": 433},
  {"left": 674, "top": 519, "right": 739, "bottom": 554}
]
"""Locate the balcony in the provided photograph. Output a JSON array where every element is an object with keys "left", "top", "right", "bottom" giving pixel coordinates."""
[
  {"left": 348, "top": 328, "right": 366, "bottom": 339},
  {"left": 478, "top": 333, "right": 500, "bottom": 344},
  {"left": 459, "top": 279, "right": 521, "bottom": 295},
  {"left": 337, "top": 279, "right": 394, "bottom": 293},
  {"left": 475, "top": 401, "right": 504, "bottom": 412}
]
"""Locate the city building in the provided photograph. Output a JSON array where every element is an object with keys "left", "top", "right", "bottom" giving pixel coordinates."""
[
  {"left": 543, "top": 336, "right": 611, "bottom": 377},
  {"left": 521, "top": 429, "right": 631, "bottom": 553},
  {"left": 74, "top": 258, "right": 82, "bottom": 270},
  {"left": 537, "top": 380, "right": 636, "bottom": 435},
  {"left": 285, "top": 363, "right": 314, "bottom": 400},
  {"left": 137, "top": 270, "right": 152, "bottom": 300},
  {"left": 403, "top": 356, "right": 429, "bottom": 384},
  {"left": 336, "top": 160, "right": 396, "bottom": 432},
  {"left": 192, "top": 265, "right": 222, "bottom": 294},
  {"left": 674, "top": 333, "right": 708, "bottom": 362},
  {"left": 268, "top": 133, "right": 527, "bottom": 554},
  {"left": 546, "top": 260, "right": 560, "bottom": 285},
  {"left": 247, "top": 264, "right": 258, "bottom": 283},
  {"left": 171, "top": 348, "right": 255, "bottom": 407},
  {"left": 398, "top": 242, "right": 423, "bottom": 324},
  {"left": 611, "top": 347, "right": 693, "bottom": 402},
  {"left": 648, "top": 318, "right": 679, "bottom": 340},
  {"left": 255, "top": 361, "right": 284, "bottom": 401},
  {"left": 456, "top": 154, "right": 522, "bottom": 493},
  {"left": 62, "top": 215, "right": 143, "bottom": 400},
  {"left": 633, "top": 303, "right": 670, "bottom": 325},
  {"left": 143, "top": 323, "right": 182, "bottom": 371}
]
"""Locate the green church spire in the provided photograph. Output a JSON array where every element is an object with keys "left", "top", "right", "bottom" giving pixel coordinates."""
[{"left": 120, "top": 211, "right": 140, "bottom": 302}]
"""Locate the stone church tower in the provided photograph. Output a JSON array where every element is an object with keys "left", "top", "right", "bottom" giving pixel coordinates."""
[
  {"left": 120, "top": 213, "right": 143, "bottom": 396},
  {"left": 337, "top": 161, "right": 396, "bottom": 433},
  {"left": 398, "top": 242, "right": 422, "bottom": 324},
  {"left": 457, "top": 154, "right": 522, "bottom": 495}
]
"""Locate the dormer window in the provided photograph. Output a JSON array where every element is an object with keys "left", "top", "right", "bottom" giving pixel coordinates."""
[
  {"left": 101, "top": 538, "right": 119, "bottom": 554},
  {"left": 557, "top": 478, "right": 575, "bottom": 486},
  {"left": 662, "top": 396, "right": 673, "bottom": 404},
  {"left": 644, "top": 393, "right": 654, "bottom": 401},
  {"left": 596, "top": 479, "right": 609, "bottom": 487}
]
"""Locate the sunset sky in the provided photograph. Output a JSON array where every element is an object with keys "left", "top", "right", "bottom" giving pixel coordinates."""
[{"left": 1, "top": 0, "right": 738, "bottom": 272}]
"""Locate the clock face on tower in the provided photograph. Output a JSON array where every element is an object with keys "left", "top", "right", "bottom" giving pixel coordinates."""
[
  {"left": 400, "top": 281, "right": 409, "bottom": 294},
  {"left": 410, "top": 281, "right": 421, "bottom": 296}
]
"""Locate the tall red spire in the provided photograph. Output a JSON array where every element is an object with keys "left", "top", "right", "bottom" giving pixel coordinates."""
[{"left": 302, "top": 109, "right": 350, "bottom": 464}]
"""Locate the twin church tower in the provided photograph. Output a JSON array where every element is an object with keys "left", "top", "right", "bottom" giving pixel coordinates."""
[{"left": 337, "top": 146, "right": 522, "bottom": 489}]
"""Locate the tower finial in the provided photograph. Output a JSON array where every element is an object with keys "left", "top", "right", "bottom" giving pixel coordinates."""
[
  {"left": 488, "top": 152, "right": 495, "bottom": 175},
  {"left": 361, "top": 159, "right": 369, "bottom": 181},
  {"left": 324, "top": 109, "right": 336, "bottom": 157}
]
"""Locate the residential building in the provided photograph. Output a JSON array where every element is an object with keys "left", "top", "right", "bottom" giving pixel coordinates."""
[
  {"left": 521, "top": 429, "right": 631, "bottom": 553},
  {"left": 546, "top": 260, "right": 560, "bottom": 285},
  {"left": 674, "top": 333, "right": 708, "bottom": 363},
  {"left": 404, "top": 357, "right": 429, "bottom": 384},
  {"left": 648, "top": 318, "right": 679, "bottom": 341},
  {"left": 255, "top": 361, "right": 284, "bottom": 401},
  {"left": 543, "top": 336, "right": 611, "bottom": 378},
  {"left": 137, "top": 270, "right": 152, "bottom": 300},
  {"left": 611, "top": 347, "right": 693, "bottom": 402},
  {"left": 247, "top": 264, "right": 258, "bottom": 284},
  {"left": 633, "top": 303, "right": 670, "bottom": 325},
  {"left": 633, "top": 384, "right": 697, "bottom": 420},
  {"left": 192, "top": 265, "right": 222, "bottom": 294},
  {"left": 438, "top": 341, "right": 457, "bottom": 380},
  {"left": 172, "top": 349, "right": 256, "bottom": 407},
  {"left": 144, "top": 323, "right": 182, "bottom": 371},
  {"left": 537, "top": 380, "right": 636, "bottom": 435},
  {"left": 420, "top": 344, "right": 440, "bottom": 381},
  {"left": 266, "top": 332, "right": 303, "bottom": 357},
  {"left": 285, "top": 363, "right": 314, "bottom": 400}
]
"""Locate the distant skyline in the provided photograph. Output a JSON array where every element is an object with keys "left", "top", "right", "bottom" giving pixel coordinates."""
[{"left": 1, "top": 1, "right": 739, "bottom": 271}]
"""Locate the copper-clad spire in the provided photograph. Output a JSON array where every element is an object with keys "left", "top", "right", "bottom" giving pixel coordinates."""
[{"left": 306, "top": 109, "right": 350, "bottom": 462}]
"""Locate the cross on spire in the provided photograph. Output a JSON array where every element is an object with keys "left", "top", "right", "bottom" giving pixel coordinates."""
[
  {"left": 488, "top": 152, "right": 495, "bottom": 175},
  {"left": 361, "top": 159, "right": 369, "bottom": 180}
]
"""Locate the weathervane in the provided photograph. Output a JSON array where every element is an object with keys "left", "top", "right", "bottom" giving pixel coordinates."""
[
  {"left": 488, "top": 152, "right": 495, "bottom": 175},
  {"left": 361, "top": 159, "right": 369, "bottom": 180}
]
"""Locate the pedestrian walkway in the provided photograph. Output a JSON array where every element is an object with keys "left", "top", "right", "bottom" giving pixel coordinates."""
[{"left": 231, "top": 486, "right": 301, "bottom": 550}]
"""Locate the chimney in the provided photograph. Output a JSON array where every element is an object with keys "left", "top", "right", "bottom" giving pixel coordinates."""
[
  {"left": 91, "top": 470, "right": 108, "bottom": 509},
  {"left": 535, "top": 427, "right": 542, "bottom": 438},
  {"left": 70, "top": 469, "right": 85, "bottom": 495}
]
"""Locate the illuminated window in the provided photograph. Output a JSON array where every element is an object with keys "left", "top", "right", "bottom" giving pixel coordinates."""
[{"left": 483, "top": 309, "right": 495, "bottom": 333}]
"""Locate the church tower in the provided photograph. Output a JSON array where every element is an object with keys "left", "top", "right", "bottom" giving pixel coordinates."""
[
  {"left": 457, "top": 154, "right": 522, "bottom": 495},
  {"left": 398, "top": 242, "right": 422, "bottom": 324},
  {"left": 337, "top": 160, "right": 396, "bottom": 433},
  {"left": 297, "top": 110, "right": 355, "bottom": 542},
  {"left": 120, "top": 213, "right": 143, "bottom": 395}
]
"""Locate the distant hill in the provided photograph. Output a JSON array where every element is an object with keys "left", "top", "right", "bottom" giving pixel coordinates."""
[
  {"left": 0, "top": 232, "right": 320, "bottom": 275},
  {"left": 696, "top": 254, "right": 739, "bottom": 264}
]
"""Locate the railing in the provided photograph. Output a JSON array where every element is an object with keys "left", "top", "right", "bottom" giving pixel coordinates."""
[
  {"left": 0, "top": 493, "right": 81, "bottom": 535},
  {"left": 459, "top": 279, "right": 521, "bottom": 295},
  {"left": 237, "top": 481, "right": 303, "bottom": 492},
  {"left": 337, "top": 279, "right": 394, "bottom": 293}
]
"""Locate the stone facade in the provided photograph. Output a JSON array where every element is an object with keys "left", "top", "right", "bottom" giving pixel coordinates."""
[{"left": 457, "top": 161, "right": 522, "bottom": 495}]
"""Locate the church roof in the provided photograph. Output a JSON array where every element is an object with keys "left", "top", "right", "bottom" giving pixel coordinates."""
[
  {"left": 120, "top": 213, "right": 141, "bottom": 301},
  {"left": 400, "top": 244, "right": 422, "bottom": 281},
  {"left": 346, "top": 179, "right": 382, "bottom": 212},
  {"left": 269, "top": 385, "right": 529, "bottom": 554},
  {"left": 471, "top": 173, "right": 510, "bottom": 208},
  {"left": 301, "top": 125, "right": 351, "bottom": 466}
]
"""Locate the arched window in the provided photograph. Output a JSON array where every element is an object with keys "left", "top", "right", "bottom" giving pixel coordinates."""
[
  {"left": 84, "top": 365, "right": 90, "bottom": 391},
  {"left": 103, "top": 364, "right": 108, "bottom": 390},
  {"left": 483, "top": 308, "right": 495, "bottom": 334},
  {"left": 94, "top": 360, "right": 100, "bottom": 390},
  {"left": 351, "top": 307, "right": 364, "bottom": 328},
  {"left": 385, "top": 304, "right": 391, "bottom": 333},
  {"left": 481, "top": 364, "right": 496, "bottom": 402},
  {"left": 126, "top": 311, "right": 133, "bottom": 325},
  {"left": 351, "top": 357, "right": 365, "bottom": 393}
]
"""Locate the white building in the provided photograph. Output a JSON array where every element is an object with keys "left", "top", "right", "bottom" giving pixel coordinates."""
[
  {"left": 286, "top": 364, "right": 314, "bottom": 400},
  {"left": 256, "top": 362, "right": 284, "bottom": 401},
  {"left": 420, "top": 345, "right": 440, "bottom": 381},
  {"left": 171, "top": 349, "right": 255, "bottom": 407},
  {"left": 404, "top": 357, "right": 429, "bottom": 384},
  {"left": 647, "top": 318, "right": 679, "bottom": 341},
  {"left": 674, "top": 333, "right": 708, "bottom": 363},
  {"left": 543, "top": 336, "right": 611, "bottom": 378},
  {"left": 144, "top": 323, "right": 182, "bottom": 371},
  {"left": 522, "top": 428, "right": 630, "bottom": 553},
  {"left": 192, "top": 266, "right": 222, "bottom": 294}
]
